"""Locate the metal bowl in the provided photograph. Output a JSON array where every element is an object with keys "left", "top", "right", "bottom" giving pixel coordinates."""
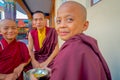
[{"left": 26, "top": 68, "right": 49, "bottom": 80}]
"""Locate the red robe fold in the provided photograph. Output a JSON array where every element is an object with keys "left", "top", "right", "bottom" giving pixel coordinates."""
[
  {"left": 50, "top": 33, "right": 111, "bottom": 80},
  {"left": 0, "top": 38, "right": 30, "bottom": 80}
]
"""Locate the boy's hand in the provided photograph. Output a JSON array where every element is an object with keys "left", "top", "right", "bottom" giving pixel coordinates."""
[
  {"left": 13, "top": 64, "right": 24, "bottom": 77},
  {"left": 4, "top": 73, "right": 17, "bottom": 80},
  {"left": 32, "top": 59, "right": 41, "bottom": 68}
]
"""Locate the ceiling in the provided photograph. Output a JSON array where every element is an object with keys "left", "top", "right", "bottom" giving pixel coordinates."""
[
  {"left": 24, "top": 0, "right": 52, "bottom": 15},
  {"left": 16, "top": 2, "right": 26, "bottom": 14},
  {"left": 16, "top": 0, "right": 55, "bottom": 19}
]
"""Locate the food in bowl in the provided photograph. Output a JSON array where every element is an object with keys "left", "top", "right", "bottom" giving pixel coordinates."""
[
  {"left": 34, "top": 73, "right": 45, "bottom": 78},
  {"left": 26, "top": 68, "right": 49, "bottom": 79}
]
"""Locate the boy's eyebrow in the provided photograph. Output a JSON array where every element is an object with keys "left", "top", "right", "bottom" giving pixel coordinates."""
[
  {"left": 3, "top": 26, "right": 17, "bottom": 27},
  {"left": 57, "top": 15, "right": 73, "bottom": 19},
  {"left": 65, "top": 15, "right": 73, "bottom": 17}
]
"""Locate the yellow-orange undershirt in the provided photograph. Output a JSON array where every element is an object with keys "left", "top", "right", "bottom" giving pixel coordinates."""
[{"left": 37, "top": 27, "right": 46, "bottom": 48}]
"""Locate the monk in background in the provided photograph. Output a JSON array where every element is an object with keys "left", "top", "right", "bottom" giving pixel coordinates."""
[
  {"left": 25, "top": 11, "right": 59, "bottom": 70},
  {"left": 0, "top": 19, "right": 30, "bottom": 80},
  {"left": 50, "top": 1, "right": 112, "bottom": 80}
]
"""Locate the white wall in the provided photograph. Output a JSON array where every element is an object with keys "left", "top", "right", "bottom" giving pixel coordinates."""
[{"left": 86, "top": 0, "right": 120, "bottom": 80}]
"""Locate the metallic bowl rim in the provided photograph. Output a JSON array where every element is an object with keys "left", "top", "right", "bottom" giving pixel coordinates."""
[{"left": 26, "top": 68, "right": 49, "bottom": 78}]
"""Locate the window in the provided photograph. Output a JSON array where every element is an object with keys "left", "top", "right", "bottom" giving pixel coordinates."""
[
  {"left": 62, "top": 0, "right": 67, "bottom": 3},
  {"left": 91, "top": 0, "right": 101, "bottom": 6},
  {"left": 0, "top": 12, "right": 1, "bottom": 19}
]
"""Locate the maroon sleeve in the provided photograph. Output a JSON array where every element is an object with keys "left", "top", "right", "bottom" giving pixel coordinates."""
[
  {"left": 50, "top": 43, "right": 83, "bottom": 80},
  {"left": 19, "top": 42, "right": 30, "bottom": 63},
  {"left": 50, "top": 41, "right": 108, "bottom": 80}
]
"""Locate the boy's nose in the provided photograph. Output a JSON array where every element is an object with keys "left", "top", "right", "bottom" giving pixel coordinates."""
[
  {"left": 59, "top": 21, "right": 66, "bottom": 28},
  {"left": 8, "top": 28, "right": 13, "bottom": 32}
]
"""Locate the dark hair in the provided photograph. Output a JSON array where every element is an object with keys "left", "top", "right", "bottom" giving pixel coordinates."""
[{"left": 32, "top": 11, "right": 45, "bottom": 17}]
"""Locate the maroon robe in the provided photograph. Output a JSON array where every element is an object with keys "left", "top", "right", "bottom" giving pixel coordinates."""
[
  {"left": 25, "top": 27, "right": 58, "bottom": 70},
  {"left": 0, "top": 38, "right": 30, "bottom": 80},
  {"left": 50, "top": 33, "right": 111, "bottom": 80}
]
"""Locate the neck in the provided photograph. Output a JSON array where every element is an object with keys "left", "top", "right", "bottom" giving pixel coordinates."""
[
  {"left": 38, "top": 27, "right": 45, "bottom": 33},
  {"left": 5, "top": 39, "right": 15, "bottom": 44}
]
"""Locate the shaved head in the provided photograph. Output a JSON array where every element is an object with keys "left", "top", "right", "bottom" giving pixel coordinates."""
[
  {"left": 0, "top": 19, "right": 17, "bottom": 27},
  {"left": 0, "top": 19, "right": 18, "bottom": 42},
  {"left": 56, "top": 1, "right": 89, "bottom": 41},
  {"left": 58, "top": 1, "right": 87, "bottom": 21}
]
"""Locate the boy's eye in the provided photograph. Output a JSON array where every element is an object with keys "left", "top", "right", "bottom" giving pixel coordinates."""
[
  {"left": 12, "top": 27, "right": 17, "bottom": 29},
  {"left": 34, "top": 19, "right": 37, "bottom": 21},
  {"left": 39, "top": 18, "right": 43, "bottom": 21},
  {"left": 3, "top": 27, "right": 8, "bottom": 30},
  {"left": 56, "top": 19, "right": 61, "bottom": 24},
  {"left": 34, "top": 18, "right": 43, "bottom": 21},
  {"left": 66, "top": 18, "right": 73, "bottom": 22}
]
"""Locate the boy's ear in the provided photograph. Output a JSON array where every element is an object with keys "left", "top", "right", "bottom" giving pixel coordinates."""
[{"left": 83, "top": 21, "right": 89, "bottom": 31}]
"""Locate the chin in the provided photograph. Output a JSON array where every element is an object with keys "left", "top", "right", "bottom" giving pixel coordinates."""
[
  {"left": 8, "top": 38, "right": 14, "bottom": 40},
  {"left": 7, "top": 37, "right": 15, "bottom": 40}
]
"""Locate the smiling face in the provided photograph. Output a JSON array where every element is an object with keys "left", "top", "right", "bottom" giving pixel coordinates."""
[
  {"left": 56, "top": 1, "right": 89, "bottom": 41},
  {"left": 0, "top": 19, "right": 18, "bottom": 43}
]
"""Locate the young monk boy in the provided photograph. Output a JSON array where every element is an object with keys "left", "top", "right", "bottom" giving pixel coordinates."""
[
  {"left": 0, "top": 19, "right": 30, "bottom": 80},
  {"left": 50, "top": 1, "right": 112, "bottom": 80}
]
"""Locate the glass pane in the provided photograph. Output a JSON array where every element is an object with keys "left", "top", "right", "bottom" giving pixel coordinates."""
[
  {"left": 91, "top": 0, "right": 101, "bottom": 6},
  {"left": 93, "top": 0, "right": 100, "bottom": 4}
]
